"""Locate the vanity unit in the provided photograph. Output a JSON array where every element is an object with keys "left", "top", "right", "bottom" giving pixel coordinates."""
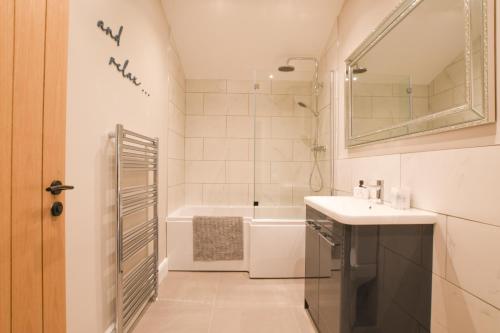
[{"left": 304, "top": 196, "right": 437, "bottom": 333}]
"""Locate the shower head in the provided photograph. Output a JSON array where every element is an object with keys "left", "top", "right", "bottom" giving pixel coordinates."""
[
  {"left": 278, "top": 56, "right": 319, "bottom": 73},
  {"left": 297, "top": 102, "right": 319, "bottom": 117},
  {"left": 278, "top": 65, "right": 295, "bottom": 72},
  {"left": 352, "top": 67, "right": 368, "bottom": 74}
]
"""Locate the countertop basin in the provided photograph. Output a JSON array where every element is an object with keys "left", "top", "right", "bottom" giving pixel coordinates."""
[{"left": 304, "top": 196, "right": 437, "bottom": 225}]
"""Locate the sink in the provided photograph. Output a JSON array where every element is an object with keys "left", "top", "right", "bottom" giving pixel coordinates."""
[{"left": 304, "top": 196, "right": 437, "bottom": 225}]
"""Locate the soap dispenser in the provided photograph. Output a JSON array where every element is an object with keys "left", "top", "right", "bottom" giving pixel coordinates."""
[{"left": 353, "top": 180, "right": 369, "bottom": 199}]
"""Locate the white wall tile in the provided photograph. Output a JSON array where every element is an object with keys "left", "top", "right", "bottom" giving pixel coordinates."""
[
  {"left": 227, "top": 80, "right": 254, "bottom": 93},
  {"left": 271, "top": 117, "right": 311, "bottom": 139},
  {"left": 168, "top": 131, "right": 184, "bottom": 159},
  {"left": 255, "top": 161, "right": 271, "bottom": 184},
  {"left": 348, "top": 154, "right": 401, "bottom": 202},
  {"left": 255, "top": 139, "right": 293, "bottom": 161},
  {"left": 204, "top": 138, "right": 228, "bottom": 160},
  {"left": 167, "top": 159, "right": 184, "bottom": 187},
  {"left": 270, "top": 162, "right": 310, "bottom": 186},
  {"left": 333, "top": 158, "right": 353, "bottom": 193},
  {"left": 186, "top": 79, "right": 226, "bottom": 93},
  {"left": 227, "top": 80, "right": 270, "bottom": 94},
  {"left": 293, "top": 139, "right": 312, "bottom": 161},
  {"left": 401, "top": 146, "right": 500, "bottom": 226},
  {"left": 431, "top": 275, "right": 500, "bottom": 333},
  {"left": 255, "top": 94, "right": 294, "bottom": 116},
  {"left": 185, "top": 138, "right": 203, "bottom": 161},
  {"left": 170, "top": 79, "right": 185, "bottom": 111},
  {"left": 255, "top": 117, "right": 272, "bottom": 138},
  {"left": 226, "top": 161, "right": 253, "bottom": 183},
  {"left": 227, "top": 116, "right": 253, "bottom": 138},
  {"left": 228, "top": 94, "right": 249, "bottom": 115},
  {"left": 446, "top": 217, "right": 500, "bottom": 308},
  {"left": 186, "top": 93, "right": 203, "bottom": 115},
  {"left": 185, "top": 183, "right": 203, "bottom": 205},
  {"left": 227, "top": 184, "right": 250, "bottom": 205},
  {"left": 185, "top": 161, "right": 225, "bottom": 183},
  {"left": 292, "top": 186, "right": 312, "bottom": 205},
  {"left": 204, "top": 93, "right": 228, "bottom": 115},
  {"left": 203, "top": 138, "right": 249, "bottom": 161},
  {"left": 168, "top": 102, "right": 185, "bottom": 135},
  {"left": 226, "top": 138, "right": 249, "bottom": 161},
  {"left": 202, "top": 184, "right": 228, "bottom": 205},
  {"left": 255, "top": 184, "right": 293, "bottom": 205},
  {"left": 271, "top": 80, "right": 312, "bottom": 95},
  {"left": 167, "top": 185, "right": 185, "bottom": 215},
  {"left": 185, "top": 116, "right": 226, "bottom": 138},
  {"left": 433, "top": 214, "right": 447, "bottom": 278}
]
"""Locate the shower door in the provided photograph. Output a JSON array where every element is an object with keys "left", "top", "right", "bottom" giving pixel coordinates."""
[{"left": 252, "top": 69, "right": 332, "bottom": 220}]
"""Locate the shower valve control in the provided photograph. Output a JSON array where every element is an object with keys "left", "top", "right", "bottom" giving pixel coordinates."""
[{"left": 311, "top": 145, "right": 327, "bottom": 152}]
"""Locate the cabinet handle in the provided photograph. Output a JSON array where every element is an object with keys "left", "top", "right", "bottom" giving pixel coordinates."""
[
  {"left": 319, "top": 232, "right": 337, "bottom": 247},
  {"left": 306, "top": 221, "right": 321, "bottom": 230}
]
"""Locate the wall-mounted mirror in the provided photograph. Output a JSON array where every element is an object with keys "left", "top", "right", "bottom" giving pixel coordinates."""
[{"left": 345, "top": 0, "right": 495, "bottom": 147}]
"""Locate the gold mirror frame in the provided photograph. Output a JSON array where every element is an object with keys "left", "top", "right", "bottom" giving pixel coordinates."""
[{"left": 345, "top": 0, "right": 495, "bottom": 147}]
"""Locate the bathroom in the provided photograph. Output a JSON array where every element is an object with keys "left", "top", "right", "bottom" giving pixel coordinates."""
[{"left": 1, "top": 0, "right": 499, "bottom": 332}]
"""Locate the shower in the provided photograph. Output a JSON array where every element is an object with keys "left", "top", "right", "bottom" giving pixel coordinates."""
[
  {"left": 278, "top": 57, "right": 325, "bottom": 193},
  {"left": 297, "top": 101, "right": 319, "bottom": 117}
]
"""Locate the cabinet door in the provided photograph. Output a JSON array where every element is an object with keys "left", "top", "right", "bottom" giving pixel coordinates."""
[
  {"left": 318, "top": 233, "right": 342, "bottom": 333},
  {"left": 305, "top": 222, "right": 320, "bottom": 326}
]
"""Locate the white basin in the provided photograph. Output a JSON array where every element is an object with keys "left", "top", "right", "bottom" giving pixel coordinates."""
[{"left": 304, "top": 196, "right": 437, "bottom": 225}]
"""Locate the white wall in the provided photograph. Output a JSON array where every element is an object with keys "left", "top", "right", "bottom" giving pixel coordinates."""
[
  {"left": 66, "top": 0, "right": 184, "bottom": 332},
  {"left": 321, "top": 0, "right": 500, "bottom": 332}
]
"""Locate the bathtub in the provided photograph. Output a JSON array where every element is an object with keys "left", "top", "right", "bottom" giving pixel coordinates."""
[{"left": 166, "top": 205, "right": 306, "bottom": 278}]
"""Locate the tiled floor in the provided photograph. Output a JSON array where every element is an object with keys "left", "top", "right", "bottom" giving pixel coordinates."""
[{"left": 134, "top": 272, "right": 317, "bottom": 333}]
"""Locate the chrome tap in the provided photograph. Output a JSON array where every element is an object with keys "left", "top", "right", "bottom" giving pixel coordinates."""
[{"left": 367, "top": 180, "right": 384, "bottom": 204}]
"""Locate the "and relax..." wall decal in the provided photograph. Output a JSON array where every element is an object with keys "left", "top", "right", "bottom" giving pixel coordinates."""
[{"left": 97, "top": 20, "right": 150, "bottom": 97}]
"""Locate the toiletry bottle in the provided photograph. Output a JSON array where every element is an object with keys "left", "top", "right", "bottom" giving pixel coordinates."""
[{"left": 353, "top": 180, "right": 369, "bottom": 199}]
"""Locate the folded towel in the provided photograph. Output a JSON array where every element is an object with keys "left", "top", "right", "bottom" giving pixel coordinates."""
[{"left": 193, "top": 216, "right": 243, "bottom": 261}]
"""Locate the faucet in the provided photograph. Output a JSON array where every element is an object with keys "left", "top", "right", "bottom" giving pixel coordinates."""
[{"left": 367, "top": 180, "right": 384, "bottom": 204}]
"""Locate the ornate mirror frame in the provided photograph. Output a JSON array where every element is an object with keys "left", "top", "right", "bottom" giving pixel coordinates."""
[{"left": 345, "top": 0, "right": 495, "bottom": 147}]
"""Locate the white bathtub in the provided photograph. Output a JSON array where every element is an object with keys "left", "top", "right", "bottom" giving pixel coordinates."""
[{"left": 166, "top": 205, "right": 306, "bottom": 278}]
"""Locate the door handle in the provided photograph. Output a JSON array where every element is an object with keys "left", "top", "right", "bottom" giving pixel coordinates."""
[{"left": 45, "top": 180, "right": 74, "bottom": 195}]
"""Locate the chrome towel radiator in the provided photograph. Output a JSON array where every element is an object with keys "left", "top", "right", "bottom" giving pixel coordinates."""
[{"left": 113, "top": 124, "right": 159, "bottom": 333}]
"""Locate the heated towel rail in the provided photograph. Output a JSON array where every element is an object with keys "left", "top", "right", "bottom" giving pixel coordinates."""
[{"left": 113, "top": 124, "right": 159, "bottom": 333}]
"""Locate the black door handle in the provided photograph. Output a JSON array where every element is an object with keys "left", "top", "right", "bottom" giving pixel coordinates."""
[{"left": 46, "top": 180, "right": 74, "bottom": 195}]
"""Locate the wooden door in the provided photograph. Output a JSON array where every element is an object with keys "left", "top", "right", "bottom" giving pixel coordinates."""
[{"left": 0, "top": 0, "right": 69, "bottom": 332}]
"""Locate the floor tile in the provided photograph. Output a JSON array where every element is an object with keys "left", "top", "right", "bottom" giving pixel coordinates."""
[
  {"left": 157, "top": 271, "right": 221, "bottom": 304},
  {"left": 135, "top": 272, "right": 317, "bottom": 332},
  {"left": 134, "top": 300, "right": 212, "bottom": 333}
]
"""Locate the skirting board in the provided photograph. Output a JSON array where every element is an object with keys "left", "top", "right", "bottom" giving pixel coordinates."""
[
  {"left": 104, "top": 258, "right": 168, "bottom": 333},
  {"left": 104, "top": 323, "right": 115, "bottom": 333}
]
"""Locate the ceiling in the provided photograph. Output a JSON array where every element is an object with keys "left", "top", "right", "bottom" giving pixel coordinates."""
[{"left": 161, "top": 0, "right": 343, "bottom": 80}]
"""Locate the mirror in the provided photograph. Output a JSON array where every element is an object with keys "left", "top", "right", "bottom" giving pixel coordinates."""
[{"left": 345, "top": 0, "right": 495, "bottom": 147}]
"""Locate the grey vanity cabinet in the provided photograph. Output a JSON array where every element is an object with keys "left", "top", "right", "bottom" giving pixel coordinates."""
[
  {"left": 305, "top": 217, "right": 320, "bottom": 326},
  {"left": 305, "top": 206, "right": 433, "bottom": 333}
]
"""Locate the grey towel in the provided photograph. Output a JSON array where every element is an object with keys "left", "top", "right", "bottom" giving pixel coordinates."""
[{"left": 193, "top": 216, "right": 243, "bottom": 261}]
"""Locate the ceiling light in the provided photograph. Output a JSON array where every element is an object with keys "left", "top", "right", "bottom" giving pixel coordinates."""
[{"left": 269, "top": 74, "right": 274, "bottom": 79}]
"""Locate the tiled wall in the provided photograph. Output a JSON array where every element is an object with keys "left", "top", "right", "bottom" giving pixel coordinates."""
[
  {"left": 321, "top": 0, "right": 500, "bottom": 332},
  {"left": 184, "top": 79, "right": 328, "bottom": 207},
  {"left": 167, "top": 65, "right": 186, "bottom": 214}
]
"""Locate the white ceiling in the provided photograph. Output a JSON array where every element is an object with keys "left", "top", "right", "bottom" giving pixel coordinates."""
[{"left": 161, "top": 0, "right": 343, "bottom": 80}]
